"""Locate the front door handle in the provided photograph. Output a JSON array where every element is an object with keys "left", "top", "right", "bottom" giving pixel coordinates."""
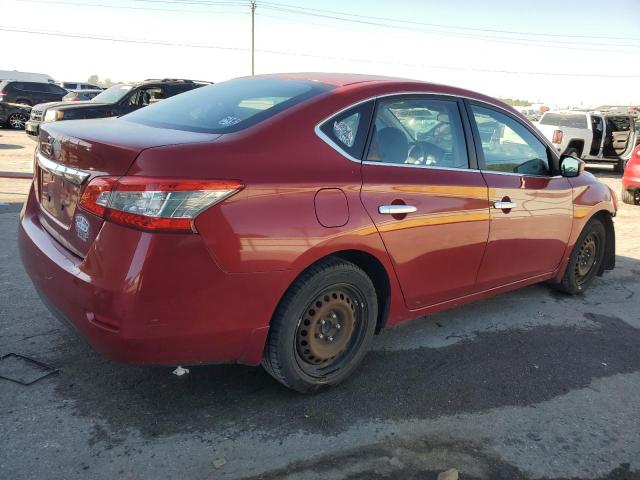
[
  {"left": 378, "top": 205, "right": 417, "bottom": 215},
  {"left": 493, "top": 201, "right": 517, "bottom": 209}
]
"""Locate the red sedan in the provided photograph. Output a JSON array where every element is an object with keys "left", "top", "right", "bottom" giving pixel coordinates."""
[
  {"left": 622, "top": 144, "right": 640, "bottom": 205},
  {"left": 19, "top": 73, "right": 617, "bottom": 392}
]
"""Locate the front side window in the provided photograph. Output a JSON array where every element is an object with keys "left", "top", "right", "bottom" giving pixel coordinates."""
[
  {"left": 124, "top": 77, "right": 334, "bottom": 134},
  {"left": 471, "top": 105, "right": 550, "bottom": 176},
  {"left": 92, "top": 84, "right": 133, "bottom": 103},
  {"left": 366, "top": 97, "right": 469, "bottom": 169}
]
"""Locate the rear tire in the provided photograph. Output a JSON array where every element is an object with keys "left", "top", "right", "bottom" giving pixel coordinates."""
[
  {"left": 557, "top": 218, "right": 606, "bottom": 295},
  {"left": 7, "top": 112, "right": 27, "bottom": 130},
  {"left": 263, "top": 258, "right": 378, "bottom": 393},
  {"left": 621, "top": 189, "right": 639, "bottom": 205}
]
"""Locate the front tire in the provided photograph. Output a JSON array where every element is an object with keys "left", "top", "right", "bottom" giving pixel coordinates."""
[
  {"left": 614, "top": 158, "right": 627, "bottom": 174},
  {"left": 263, "top": 258, "right": 378, "bottom": 393},
  {"left": 558, "top": 218, "right": 606, "bottom": 294}
]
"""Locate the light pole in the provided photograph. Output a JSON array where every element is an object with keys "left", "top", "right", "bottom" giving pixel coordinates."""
[{"left": 250, "top": 1, "right": 256, "bottom": 75}]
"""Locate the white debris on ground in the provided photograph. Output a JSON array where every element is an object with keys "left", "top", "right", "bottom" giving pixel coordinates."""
[
  {"left": 437, "top": 468, "right": 459, "bottom": 480},
  {"left": 172, "top": 366, "right": 190, "bottom": 376}
]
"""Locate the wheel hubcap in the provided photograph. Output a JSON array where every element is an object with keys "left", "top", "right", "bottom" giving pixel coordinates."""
[
  {"left": 296, "top": 290, "right": 357, "bottom": 366},
  {"left": 575, "top": 233, "right": 598, "bottom": 280},
  {"left": 9, "top": 114, "right": 26, "bottom": 129}
]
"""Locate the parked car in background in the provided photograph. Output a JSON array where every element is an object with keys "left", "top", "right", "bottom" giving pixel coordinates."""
[
  {"left": 19, "top": 74, "right": 617, "bottom": 393},
  {"left": 0, "top": 80, "right": 67, "bottom": 106},
  {"left": 536, "top": 111, "right": 637, "bottom": 172},
  {"left": 0, "top": 102, "right": 31, "bottom": 129},
  {"left": 56, "top": 81, "right": 102, "bottom": 91},
  {"left": 62, "top": 90, "right": 103, "bottom": 102},
  {"left": 0, "top": 70, "right": 54, "bottom": 83},
  {"left": 622, "top": 145, "right": 640, "bottom": 205},
  {"left": 25, "top": 78, "right": 209, "bottom": 140}
]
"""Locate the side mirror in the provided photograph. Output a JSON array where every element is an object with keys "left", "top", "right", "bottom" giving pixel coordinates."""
[{"left": 560, "top": 155, "right": 585, "bottom": 178}]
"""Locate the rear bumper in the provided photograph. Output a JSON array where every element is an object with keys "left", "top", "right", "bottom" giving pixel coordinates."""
[
  {"left": 18, "top": 187, "right": 287, "bottom": 366},
  {"left": 25, "top": 120, "right": 41, "bottom": 139}
]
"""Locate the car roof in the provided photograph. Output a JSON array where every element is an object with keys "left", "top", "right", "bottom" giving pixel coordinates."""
[{"left": 256, "top": 72, "right": 414, "bottom": 87}]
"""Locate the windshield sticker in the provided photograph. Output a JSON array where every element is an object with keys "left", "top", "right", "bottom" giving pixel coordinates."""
[{"left": 218, "top": 116, "right": 241, "bottom": 127}]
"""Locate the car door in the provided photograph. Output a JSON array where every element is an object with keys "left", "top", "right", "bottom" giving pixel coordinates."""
[
  {"left": 23, "top": 82, "right": 46, "bottom": 104},
  {"left": 360, "top": 95, "right": 490, "bottom": 310},
  {"left": 466, "top": 101, "right": 573, "bottom": 289}
]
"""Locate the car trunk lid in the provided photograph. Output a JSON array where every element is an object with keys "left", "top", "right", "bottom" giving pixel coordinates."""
[{"left": 35, "top": 118, "right": 220, "bottom": 257}]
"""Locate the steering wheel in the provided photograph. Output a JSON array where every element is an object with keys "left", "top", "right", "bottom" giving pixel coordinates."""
[{"left": 406, "top": 141, "right": 446, "bottom": 166}]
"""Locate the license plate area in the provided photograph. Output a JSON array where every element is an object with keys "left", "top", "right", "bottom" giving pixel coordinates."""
[{"left": 39, "top": 167, "right": 81, "bottom": 228}]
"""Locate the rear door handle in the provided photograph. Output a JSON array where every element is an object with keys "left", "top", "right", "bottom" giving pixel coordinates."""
[
  {"left": 378, "top": 205, "right": 417, "bottom": 215},
  {"left": 493, "top": 201, "right": 517, "bottom": 209}
]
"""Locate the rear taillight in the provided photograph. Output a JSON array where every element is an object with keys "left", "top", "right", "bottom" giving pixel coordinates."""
[
  {"left": 79, "top": 177, "right": 243, "bottom": 232},
  {"left": 0, "top": 89, "right": 6, "bottom": 95},
  {"left": 552, "top": 130, "right": 563, "bottom": 144}
]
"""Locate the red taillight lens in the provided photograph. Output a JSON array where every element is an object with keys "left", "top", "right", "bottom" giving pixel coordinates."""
[
  {"left": 79, "top": 177, "right": 117, "bottom": 216},
  {"left": 552, "top": 130, "right": 563, "bottom": 144},
  {"left": 79, "top": 177, "right": 243, "bottom": 232}
]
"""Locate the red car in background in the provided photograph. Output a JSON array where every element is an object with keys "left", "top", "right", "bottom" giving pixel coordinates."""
[
  {"left": 622, "top": 144, "right": 640, "bottom": 205},
  {"left": 19, "top": 74, "right": 617, "bottom": 392}
]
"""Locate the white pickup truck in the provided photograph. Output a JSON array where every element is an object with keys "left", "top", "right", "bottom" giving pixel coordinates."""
[{"left": 536, "top": 111, "right": 637, "bottom": 172}]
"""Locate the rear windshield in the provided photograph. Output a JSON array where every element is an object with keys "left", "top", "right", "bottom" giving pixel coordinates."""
[
  {"left": 539, "top": 113, "right": 588, "bottom": 128},
  {"left": 122, "top": 77, "right": 334, "bottom": 134}
]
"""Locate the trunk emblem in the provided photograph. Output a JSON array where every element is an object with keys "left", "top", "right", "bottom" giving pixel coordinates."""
[{"left": 75, "top": 214, "right": 90, "bottom": 242}]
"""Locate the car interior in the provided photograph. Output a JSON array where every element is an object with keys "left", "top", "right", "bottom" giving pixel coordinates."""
[
  {"left": 365, "top": 100, "right": 468, "bottom": 169},
  {"left": 604, "top": 116, "right": 634, "bottom": 158}
]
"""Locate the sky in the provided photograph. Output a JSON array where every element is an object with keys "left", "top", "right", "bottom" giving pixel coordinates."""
[{"left": 1, "top": 0, "right": 640, "bottom": 106}]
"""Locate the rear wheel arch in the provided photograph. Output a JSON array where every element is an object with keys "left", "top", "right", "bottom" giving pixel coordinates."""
[{"left": 275, "top": 250, "right": 392, "bottom": 333}]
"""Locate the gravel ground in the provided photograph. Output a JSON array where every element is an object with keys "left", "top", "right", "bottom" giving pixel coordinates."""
[{"left": 1, "top": 127, "right": 639, "bottom": 479}]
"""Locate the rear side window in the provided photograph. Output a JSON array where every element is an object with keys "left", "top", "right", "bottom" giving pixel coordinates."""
[
  {"left": 123, "top": 77, "right": 334, "bottom": 134},
  {"left": 607, "top": 116, "right": 631, "bottom": 131},
  {"left": 539, "top": 113, "right": 588, "bottom": 129},
  {"left": 366, "top": 97, "right": 469, "bottom": 169},
  {"left": 319, "top": 101, "right": 374, "bottom": 159}
]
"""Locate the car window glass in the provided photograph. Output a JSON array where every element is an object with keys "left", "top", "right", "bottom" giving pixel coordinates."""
[
  {"left": 124, "top": 77, "right": 334, "bottom": 134},
  {"left": 539, "top": 113, "right": 588, "bottom": 128},
  {"left": 471, "top": 105, "right": 550, "bottom": 176},
  {"left": 333, "top": 112, "right": 360, "bottom": 147},
  {"left": 366, "top": 97, "right": 469, "bottom": 169},
  {"left": 319, "top": 101, "right": 374, "bottom": 159},
  {"left": 607, "top": 116, "right": 631, "bottom": 131},
  {"left": 63, "top": 82, "right": 75, "bottom": 89}
]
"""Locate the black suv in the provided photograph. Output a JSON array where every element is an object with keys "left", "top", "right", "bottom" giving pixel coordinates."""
[
  {"left": 25, "top": 78, "right": 210, "bottom": 140},
  {"left": 0, "top": 81, "right": 68, "bottom": 106}
]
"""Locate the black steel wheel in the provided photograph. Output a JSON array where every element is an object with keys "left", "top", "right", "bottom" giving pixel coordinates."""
[
  {"left": 558, "top": 218, "right": 606, "bottom": 294},
  {"left": 263, "top": 258, "right": 378, "bottom": 393}
]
